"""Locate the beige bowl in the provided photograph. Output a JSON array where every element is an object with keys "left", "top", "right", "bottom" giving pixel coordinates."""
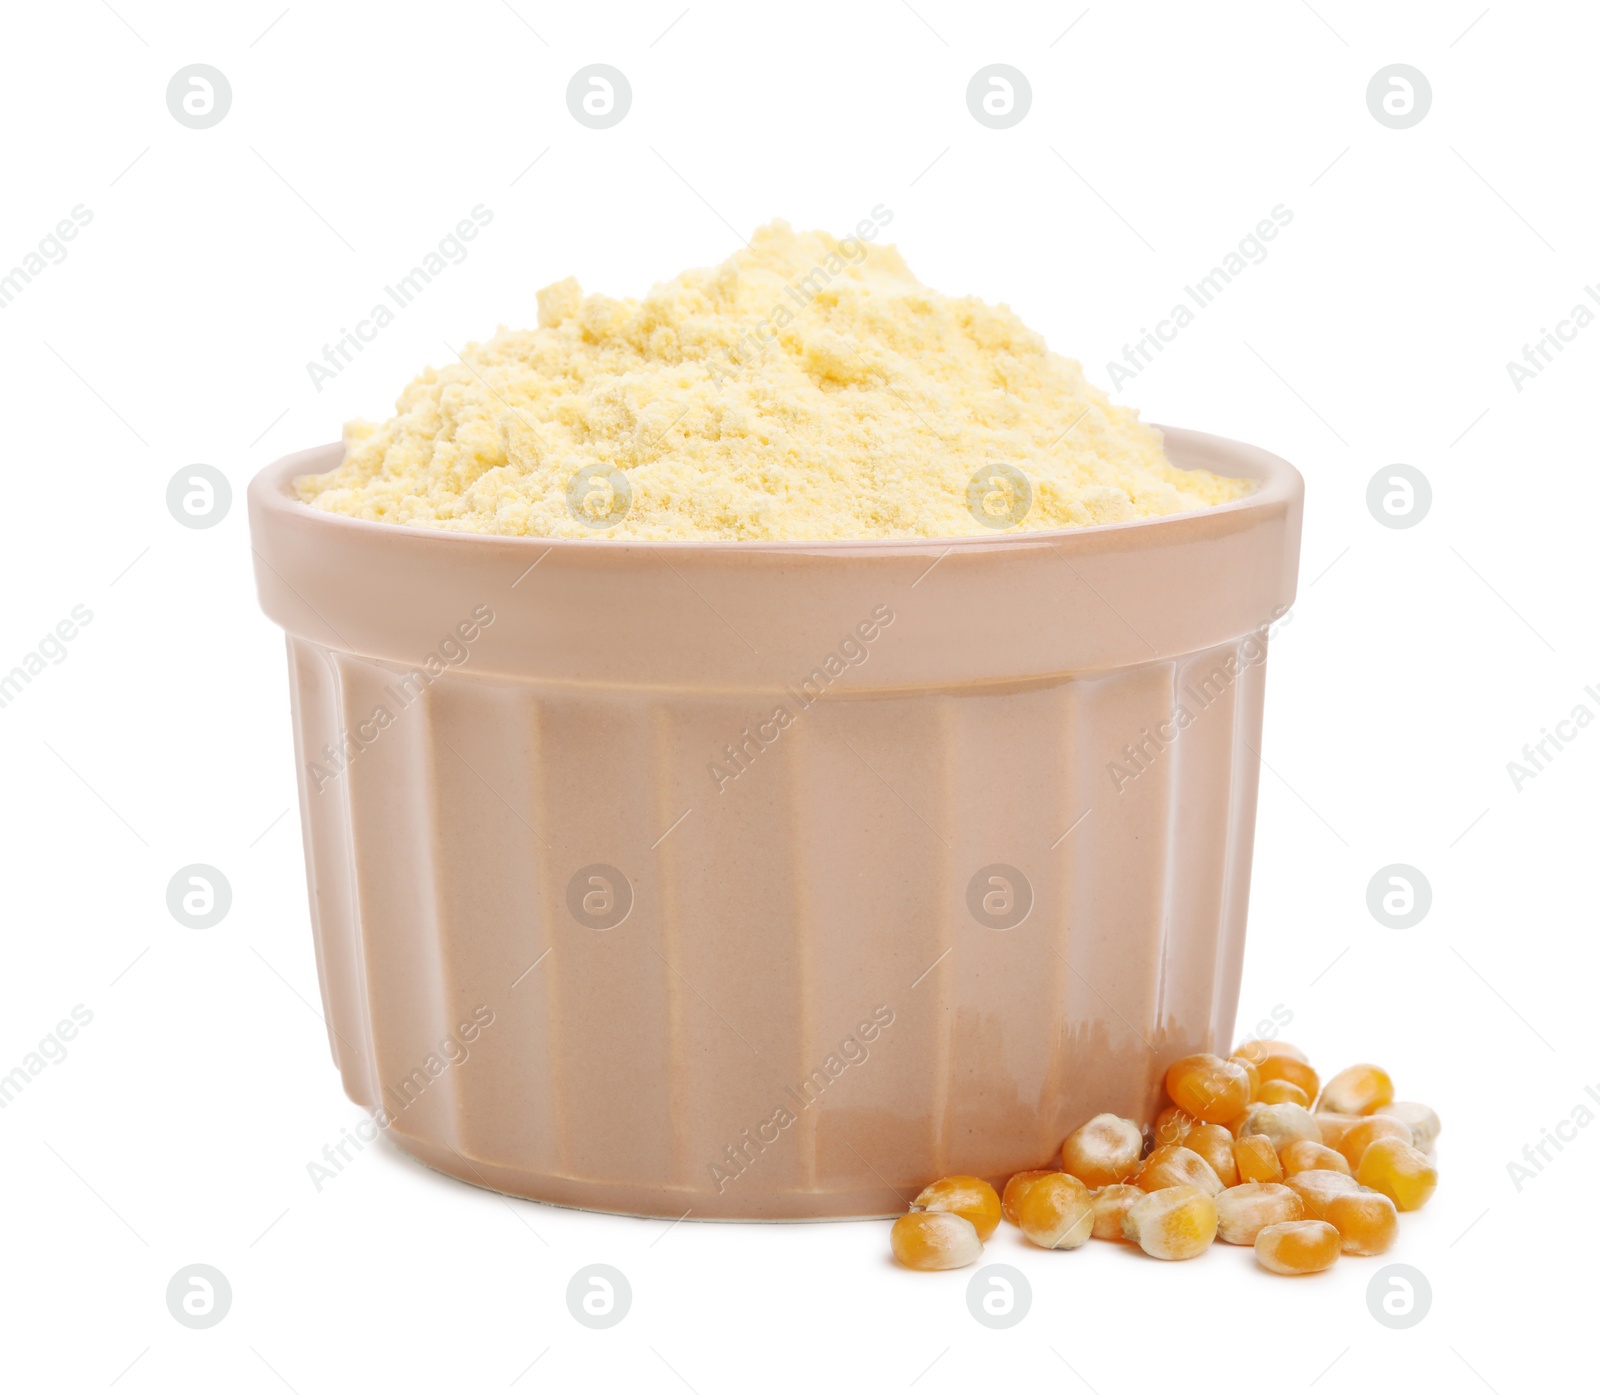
[{"left": 248, "top": 426, "right": 1302, "bottom": 1219}]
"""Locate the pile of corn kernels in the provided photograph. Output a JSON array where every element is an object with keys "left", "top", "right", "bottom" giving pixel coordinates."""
[{"left": 890, "top": 1041, "right": 1439, "bottom": 1275}]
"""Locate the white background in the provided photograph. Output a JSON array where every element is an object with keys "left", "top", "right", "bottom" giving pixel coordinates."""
[{"left": 2, "top": 1, "right": 1594, "bottom": 1390}]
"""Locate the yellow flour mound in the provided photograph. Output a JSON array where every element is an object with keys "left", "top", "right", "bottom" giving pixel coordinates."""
[{"left": 297, "top": 219, "right": 1249, "bottom": 540}]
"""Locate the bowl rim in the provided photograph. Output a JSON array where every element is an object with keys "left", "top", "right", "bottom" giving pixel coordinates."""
[{"left": 248, "top": 424, "right": 1301, "bottom": 557}]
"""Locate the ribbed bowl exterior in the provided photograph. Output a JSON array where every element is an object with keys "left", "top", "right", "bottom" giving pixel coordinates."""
[{"left": 251, "top": 427, "right": 1302, "bottom": 1219}]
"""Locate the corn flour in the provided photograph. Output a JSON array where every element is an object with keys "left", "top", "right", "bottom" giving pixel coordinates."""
[{"left": 297, "top": 220, "right": 1249, "bottom": 541}]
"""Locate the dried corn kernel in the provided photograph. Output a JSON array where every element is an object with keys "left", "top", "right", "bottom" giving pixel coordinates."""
[
  {"left": 1215, "top": 1181, "right": 1305, "bottom": 1244},
  {"left": 891, "top": 1210, "right": 983, "bottom": 1270},
  {"left": 1325, "top": 1188, "right": 1399, "bottom": 1255},
  {"left": 1060, "top": 1113, "right": 1143, "bottom": 1188},
  {"left": 1256, "top": 1078, "right": 1311, "bottom": 1108},
  {"left": 1153, "top": 1104, "right": 1200, "bottom": 1147},
  {"left": 1235, "top": 1039, "right": 1308, "bottom": 1065},
  {"left": 1280, "top": 1140, "right": 1352, "bottom": 1178},
  {"left": 1254, "top": 1219, "right": 1340, "bottom": 1275},
  {"left": 1285, "top": 1168, "right": 1361, "bottom": 1220},
  {"left": 1234, "top": 1102, "right": 1320, "bottom": 1151},
  {"left": 1233, "top": 1133, "right": 1284, "bottom": 1184},
  {"left": 1090, "top": 1183, "right": 1145, "bottom": 1241},
  {"left": 1256, "top": 1054, "right": 1320, "bottom": 1102},
  {"left": 1314, "top": 1112, "right": 1365, "bottom": 1149},
  {"left": 1017, "top": 1171, "right": 1094, "bottom": 1249},
  {"left": 1319, "top": 1063, "right": 1394, "bottom": 1116},
  {"left": 913, "top": 1175, "right": 1002, "bottom": 1241},
  {"left": 1122, "top": 1184, "right": 1219, "bottom": 1259},
  {"left": 1164, "top": 1053, "right": 1251, "bottom": 1124},
  {"left": 1336, "top": 1115, "right": 1413, "bottom": 1170},
  {"left": 1184, "top": 1123, "right": 1240, "bottom": 1188},
  {"left": 1001, "top": 1169, "right": 1058, "bottom": 1227},
  {"left": 1136, "top": 1143, "right": 1224, "bottom": 1196},
  {"left": 1376, "top": 1101, "right": 1440, "bottom": 1153},
  {"left": 1355, "top": 1137, "right": 1437, "bottom": 1212}
]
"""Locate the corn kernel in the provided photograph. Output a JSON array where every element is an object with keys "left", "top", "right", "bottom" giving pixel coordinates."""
[
  {"left": 1314, "top": 1112, "right": 1365, "bottom": 1150},
  {"left": 1376, "top": 1101, "right": 1441, "bottom": 1153},
  {"left": 1136, "top": 1143, "right": 1224, "bottom": 1196},
  {"left": 1280, "top": 1140, "right": 1352, "bottom": 1178},
  {"left": 1233, "top": 1133, "right": 1284, "bottom": 1184},
  {"left": 1355, "top": 1137, "right": 1437, "bottom": 1212},
  {"left": 1325, "top": 1188, "right": 1399, "bottom": 1255},
  {"left": 1336, "top": 1115, "right": 1413, "bottom": 1171},
  {"left": 1001, "top": 1169, "right": 1058, "bottom": 1227},
  {"left": 1090, "top": 1183, "right": 1145, "bottom": 1241},
  {"left": 1017, "top": 1171, "right": 1094, "bottom": 1249},
  {"left": 1184, "top": 1123, "right": 1240, "bottom": 1188},
  {"left": 1285, "top": 1168, "right": 1361, "bottom": 1220},
  {"left": 1153, "top": 1104, "right": 1200, "bottom": 1147},
  {"left": 1256, "top": 1078, "right": 1311, "bottom": 1108},
  {"left": 1256, "top": 1054, "right": 1320, "bottom": 1102},
  {"left": 1235, "top": 1039, "right": 1308, "bottom": 1065},
  {"left": 1254, "top": 1219, "right": 1340, "bottom": 1275},
  {"left": 1234, "top": 1102, "right": 1320, "bottom": 1151},
  {"left": 1164, "top": 1053, "right": 1251, "bottom": 1124},
  {"left": 913, "top": 1175, "right": 1002, "bottom": 1241},
  {"left": 1060, "top": 1113, "right": 1144, "bottom": 1188},
  {"left": 891, "top": 1210, "right": 983, "bottom": 1270},
  {"left": 1319, "top": 1063, "right": 1395, "bottom": 1116},
  {"left": 1215, "top": 1181, "right": 1305, "bottom": 1244},
  {"left": 1122, "top": 1184, "right": 1219, "bottom": 1259}
]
